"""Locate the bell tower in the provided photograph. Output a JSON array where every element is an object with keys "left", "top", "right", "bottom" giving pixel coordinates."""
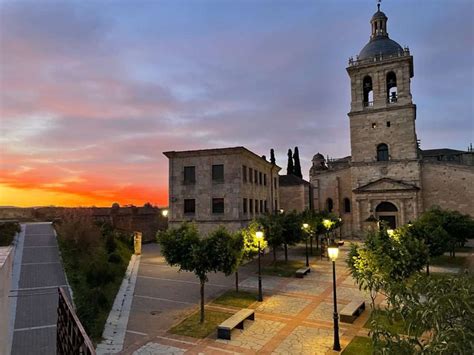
[{"left": 347, "top": 4, "right": 419, "bottom": 175}]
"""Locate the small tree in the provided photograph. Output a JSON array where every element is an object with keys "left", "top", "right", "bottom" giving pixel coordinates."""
[
  {"left": 234, "top": 221, "right": 265, "bottom": 291},
  {"left": 286, "top": 149, "right": 294, "bottom": 175},
  {"left": 258, "top": 213, "right": 283, "bottom": 262},
  {"left": 293, "top": 147, "right": 303, "bottom": 178},
  {"left": 281, "top": 210, "right": 303, "bottom": 262},
  {"left": 157, "top": 224, "right": 240, "bottom": 322}
]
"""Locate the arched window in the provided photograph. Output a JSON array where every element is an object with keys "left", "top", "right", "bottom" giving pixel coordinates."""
[
  {"left": 326, "top": 198, "right": 333, "bottom": 212},
  {"left": 363, "top": 76, "right": 373, "bottom": 107},
  {"left": 386, "top": 71, "right": 397, "bottom": 103},
  {"left": 343, "top": 198, "right": 351, "bottom": 213},
  {"left": 377, "top": 143, "right": 389, "bottom": 161},
  {"left": 375, "top": 201, "right": 398, "bottom": 212}
]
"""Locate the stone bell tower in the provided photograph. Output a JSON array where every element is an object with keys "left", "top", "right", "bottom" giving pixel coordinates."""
[{"left": 346, "top": 3, "right": 422, "bottom": 230}]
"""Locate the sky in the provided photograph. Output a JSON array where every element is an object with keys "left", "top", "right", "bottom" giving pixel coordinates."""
[{"left": 0, "top": 0, "right": 473, "bottom": 207}]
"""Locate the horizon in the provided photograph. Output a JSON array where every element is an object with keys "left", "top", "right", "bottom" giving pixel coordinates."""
[{"left": 1, "top": 0, "right": 473, "bottom": 208}]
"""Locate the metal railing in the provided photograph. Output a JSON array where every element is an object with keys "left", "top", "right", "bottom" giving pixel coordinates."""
[{"left": 348, "top": 47, "right": 410, "bottom": 67}]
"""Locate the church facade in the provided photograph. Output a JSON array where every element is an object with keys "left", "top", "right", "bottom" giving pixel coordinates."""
[{"left": 310, "top": 6, "right": 474, "bottom": 237}]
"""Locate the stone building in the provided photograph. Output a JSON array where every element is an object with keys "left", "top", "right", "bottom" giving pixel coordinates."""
[
  {"left": 279, "top": 175, "right": 313, "bottom": 212},
  {"left": 310, "top": 5, "right": 474, "bottom": 237},
  {"left": 164, "top": 147, "right": 281, "bottom": 234}
]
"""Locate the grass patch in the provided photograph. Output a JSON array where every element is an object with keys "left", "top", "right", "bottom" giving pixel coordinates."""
[
  {"left": 0, "top": 221, "right": 20, "bottom": 246},
  {"left": 56, "top": 216, "right": 133, "bottom": 342},
  {"left": 364, "top": 309, "right": 418, "bottom": 336},
  {"left": 212, "top": 290, "right": 257, "bottom": 308},
  {"left": 169, "top": 310, "right": 232, "bottom": 338},
  {"left": 431, "top": 255, "right": 467, "bottom": 268},
  {"left": 342, "top": 336, "right": 372, "bottom": 355},
  {"left": 261, "top": 260, "right": 307, "bottom": 277}
]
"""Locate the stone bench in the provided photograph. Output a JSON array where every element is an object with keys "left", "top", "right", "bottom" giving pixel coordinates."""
[
  {"left": 340, "top": 300, "right": 365, "bottom": 323},
  {"left": 217, "top": 308, "right": 255, "bottom": 340},
  {"left": 295, "top": 267, "right": 311, "bottom": 278}
]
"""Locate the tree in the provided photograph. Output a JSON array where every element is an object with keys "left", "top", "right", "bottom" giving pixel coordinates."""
[
  {"left": 280, "top": 210, "right": 303, "bottom": 262},
  {"left": 258, "top": 213, "right": 283, "bottom": 262},
  {"left": 234, "top": 221, "right": 265, "bottom": 292},
  {"left": 270, "top": 149, "right": 276, "bottom": 165},
  {"left": 347, "top": 226, "right": 428, "bottom": 309},
  {"left": 157, "top": 223, "right": 240, "bottom": 322},
  {"left": 286, "top": 149, "right": 294, "bottom": 175},
  {"left": 371, "top": 274, "right": 474, "bottom": 354},
  {"left": 293, "top": 147, "right": 303, "bottom": 178}
]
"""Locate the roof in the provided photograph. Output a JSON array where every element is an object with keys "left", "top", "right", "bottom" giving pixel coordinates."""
[
  {"left": 420, "top": 148, "right": 467, "bottom": 157},
  {"left": 279, "top": 174, "right": 310, "bottom": 187},
  {"left": 371, "top": 10, "right": 387, "bottom": 20},
  {"left": 359, "top": 37, "right": 403, "bottom": 60},
  {"left": 163, "top": 146, "right": 281, "bottom": 170}
]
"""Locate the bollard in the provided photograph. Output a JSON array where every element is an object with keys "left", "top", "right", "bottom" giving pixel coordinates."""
[{"left": 133, "top": 231, "right": 142, "bottom": 255}]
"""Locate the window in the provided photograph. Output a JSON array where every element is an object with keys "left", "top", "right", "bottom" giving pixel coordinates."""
[
  {"left": 274, "top": 177, "right": 277, "bottom": 189},
  {"left": 344, "top": 198, "right": 351, "bottom": 213},
  {"left": 264, "top": 174, "right": 267, "bottom": 186},
  {"left": 264, "top": 200, "right": 268, "bottom": 212},
  {"left": 255, "top": 199, "right": 259, "bottom": 214},
  {"left": 184, "top": 199, "right": 195, "bottom": 214},
  {"left": 242, "top": 165, "right": 247, "bottom": 182},
  {"left": 326, "top": 198, "right": 333, "bottom": 212},
  {"left": 259, "top": 172, "right": 263, "bottom": 185},
  {"left": 377, "top": 143, "right": 389, "bottom": 161},
  {"left": 243, "top": 198, "right": 247, "bottom": 214},
  {"left": 212, "top": 198, "right": 224, "bottom": 214},
  {"left": 363, "top": 75, "right": 373, "bottom": 107},
  {"left": 386, "top": 121, "right": 391, "bottom": 127},
  {"left": 254, "top": 170, "right": 258, "bottom": 184},
  {"left": 372, "top": 123, "right": 377, "bottom": 129},
  {"left": 386, "top": 71, "right": 397, "bottom": 103},
  {"left": 274, "top": 199, "right": 278, "bottom": 211},
  {"left": 260, "top": 200, "right": 263, "bottom": 214},
  {"left": 249, "top": 199, "right": 253, "bottom": 213},
  {"left": 212, "top": 164, "right": 224, "bottom": 182},
  {"left": 249, "top": 168, "right": 253, "bottom": 183},
  {"left": 184, "top": 166, "right": 195, "bottom": 184}
]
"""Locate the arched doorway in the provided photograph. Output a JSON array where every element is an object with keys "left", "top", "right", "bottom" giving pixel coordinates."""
[{"left": 375, "top": 201, "right": 398, "bottom": 229}]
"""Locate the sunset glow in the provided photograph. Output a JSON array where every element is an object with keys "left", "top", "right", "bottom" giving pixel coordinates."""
[{"left": 1, "top": 0, "right": 472, "bottom": 207}]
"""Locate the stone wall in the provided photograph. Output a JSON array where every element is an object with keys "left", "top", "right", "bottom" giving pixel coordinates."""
[
  {"left": 279, "top": 184, "right": 309, "bottom": 212},
  {"left": 0, "top": 246, "right": 14, "bottom": 355},
  {"left": 422, "top": 162, "right": 474, "bottom": 216}
]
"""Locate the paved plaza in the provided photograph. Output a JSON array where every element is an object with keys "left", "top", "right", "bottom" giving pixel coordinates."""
[{"left": 122, "top": 243, "right": 374, "bottom": 354}]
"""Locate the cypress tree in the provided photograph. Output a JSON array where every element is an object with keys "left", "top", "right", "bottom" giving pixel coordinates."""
[
  {"left": 293, "top": 147, "right": 303, "bottom": 178},
  {"left": 287, "top": 149, "right": 294, "bottom": 175},
  {"left": 270, "top": 149, "right": 276, "bottom": 165}
]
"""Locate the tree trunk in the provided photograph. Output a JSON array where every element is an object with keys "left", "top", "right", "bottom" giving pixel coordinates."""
[
  {"left": 284, "top": 243, "right": 288, "bottom": 262},
  {"left": 235, "top": 271, "right": 239, "bottom": 292},
  {"left": 200, "top": 280, "right": 205, "bottom": 323},
  {"left": 316, "top": 234, "right": 319, "bottom": 252},
  {"left": 452, "top": 244, "right": 456, "bottom": 258},
  {"left": 310, "top": 236, "right": 313, "bottom": 255},
  {"left": 426, "top": 258, "right": 430, "bottom": 276},
  {"left": 272, "top": 245, "right": 277, "bottom": 262}
]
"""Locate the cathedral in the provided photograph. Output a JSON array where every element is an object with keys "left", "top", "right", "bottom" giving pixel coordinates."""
[{"left": 309, "top": 5, "right": 474, "bottom": 237}]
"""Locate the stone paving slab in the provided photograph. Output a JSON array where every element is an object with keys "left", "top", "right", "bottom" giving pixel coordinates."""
[
  {"left": 19, "top": 263, "right": 66, "bottom": 288},
  {"left": 14, "top": 291, "right": 58, "bottom": 329},
  {"left": 282, "top": 280, "right": 328, "bottom": 296},
  {"left": 256, "top": 295, "right": 311, "bottom": 316},
  {"left": 333, "top": 286, "right": 371, "bottom": 303},
  {"left": 272, "top": 325, "right": 336, "bottom": 354},
  {"left": 11, "top": 326, "right": 57, "bottom": 355},
  {"left": 133, "top": 342, "right": 185, "bottom": 355},
  {"left": 238, "top": 275, "right": 283, "bottom": 290},
  {"left": 307, "top": 301, "right": 345, "bottom": 322},
  {"left": 21, "top": 246, "right": 60, "bottom": 263},
  {"left": 216, "top": 318, "right": 285, "bottom": 351}
]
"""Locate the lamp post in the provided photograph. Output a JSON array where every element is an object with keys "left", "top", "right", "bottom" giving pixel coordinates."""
[
  {"left": 322, "top": 219, "right": 331, "bottom": 260},
  {"left": 256, "top": 229, "right": 264, "bottom": 302},
  {"left": 302, "top": 223, "right": 309, "bottom": 267},
  {"left": 327, "top": 243, "right": 341, "bottom": 352}
]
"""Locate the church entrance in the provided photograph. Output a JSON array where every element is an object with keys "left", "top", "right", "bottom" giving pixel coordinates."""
[{"left": 375, "top": 201, "right": 398, "bottom": 229}]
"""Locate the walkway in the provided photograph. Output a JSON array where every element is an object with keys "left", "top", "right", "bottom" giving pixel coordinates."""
[
  {"left": 10, "top": 222, "right": 69, "bottom": 355},
  {"left": 123, "top": 244, "right": 373, "bottom": 354}
]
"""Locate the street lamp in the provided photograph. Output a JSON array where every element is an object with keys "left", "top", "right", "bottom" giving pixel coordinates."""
[
  {"left": 327, "top": 243, "right": 341, "bottom": 352},
  {"left": 302, "top": 223, "right": 310, "bottom": 267},
  {"left": 322, "top": 219, "right": 332, "bottom": 260},
  {"left": 161, "top": 209, "right": 169, "bottom": 217},
  {"left": 256, "top": 229, "right": 264, "bottom": 302}
]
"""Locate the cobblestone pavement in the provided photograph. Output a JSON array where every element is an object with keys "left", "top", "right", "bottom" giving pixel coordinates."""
[
  {"left": 10, "top": 223, "right": 70, "bottom": 355},
  {"left": 124, "top": 243, "right": 376, "bottom": 354}
]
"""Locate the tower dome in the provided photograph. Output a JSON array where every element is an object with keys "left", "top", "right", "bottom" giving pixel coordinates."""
[{"left": 358, "top": 3, "right": 403, "bottom": 60}]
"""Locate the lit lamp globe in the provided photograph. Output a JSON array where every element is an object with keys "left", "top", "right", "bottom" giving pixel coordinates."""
[
  {"left": 323, "top": 219, "right": 331, "bottom": 230},
  {"left": 256, "top": 230, "right": 264, "bottom": 240},
  {"left": 161, "top": 209, "right": 169, "bottom": 217},
  {"left": 327, "top": 243, "right": 339, "bottom": 262},
  {"left": 302, "top": 223, "right": 309, "bottom": 230},
  {"left": 387, "top": 229, "right": 394, "bottom": 237}
]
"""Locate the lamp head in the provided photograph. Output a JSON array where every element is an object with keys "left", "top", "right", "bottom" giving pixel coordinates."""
[
  {"left": 327, "top": 243, "right": 339, "bottom": 261},
  {"left": 302, "top": 223, "right": 309, "bottom": 230},
  {"left": 161, "top": 209, "right": 169, "bottom": 217},
  {"left": 387, "top": 229, "right": 394, "bottom": 237},
  {"left": 256, "top": 230, "right": 264, "bottom": 240}
]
